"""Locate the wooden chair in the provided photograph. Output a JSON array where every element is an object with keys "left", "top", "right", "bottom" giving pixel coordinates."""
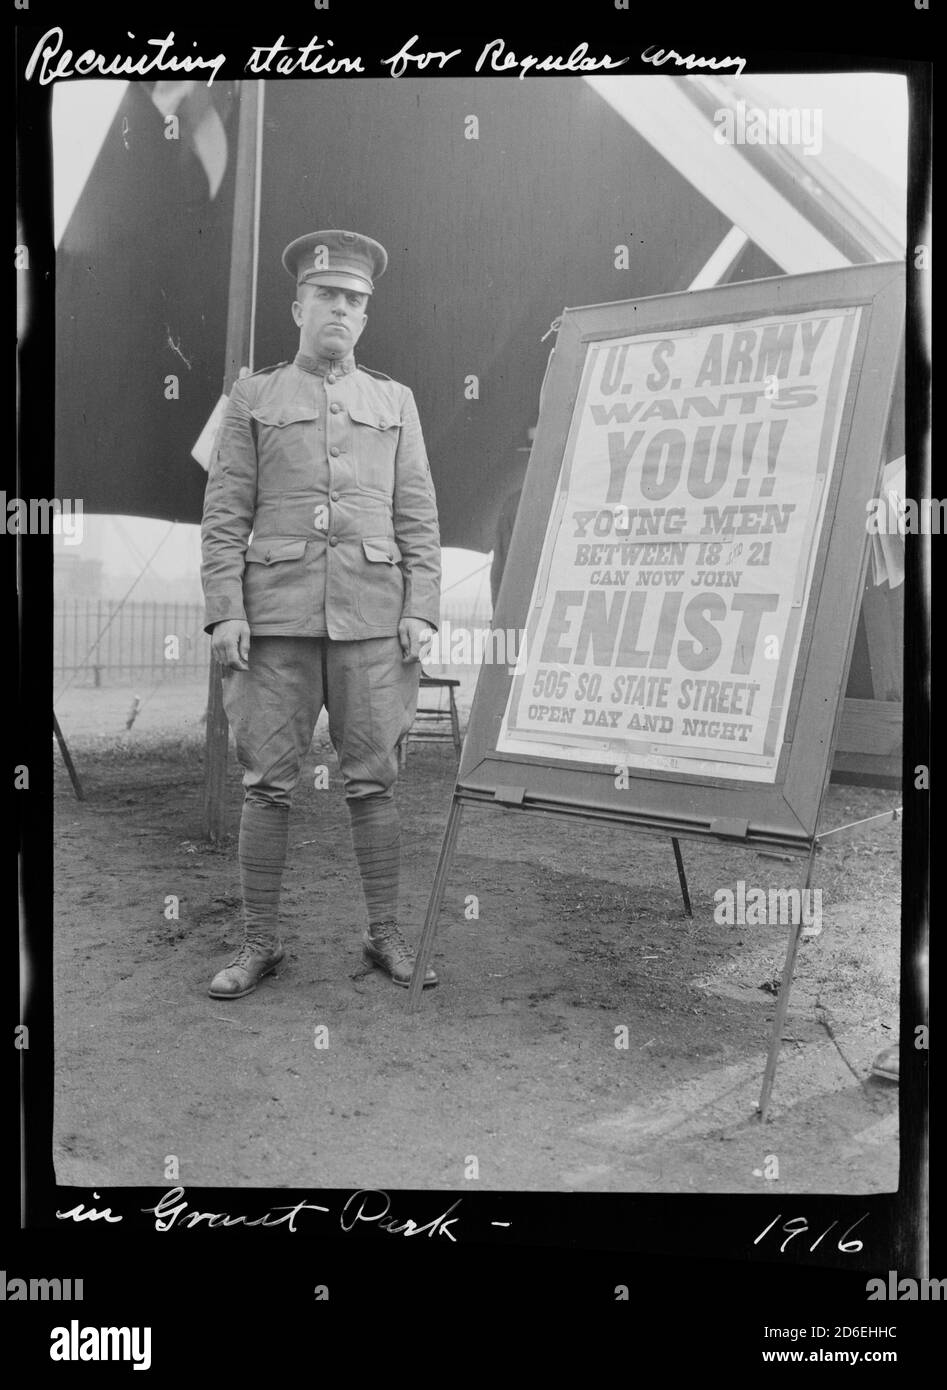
[{"left": 398, "top": 668, "right": 462, "bottom": 765}]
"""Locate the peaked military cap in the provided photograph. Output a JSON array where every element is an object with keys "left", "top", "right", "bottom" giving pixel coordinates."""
[{"left": 281, "top": 229, "right": 388, "bottom": 296}]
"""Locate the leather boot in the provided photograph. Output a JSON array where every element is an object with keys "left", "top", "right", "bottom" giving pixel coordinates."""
[
  {"left": 208, "top": 940, "right": 284, "bottom": 999},
  {"left": 362, "top": 921, "right": 438, "bottom": 988}
]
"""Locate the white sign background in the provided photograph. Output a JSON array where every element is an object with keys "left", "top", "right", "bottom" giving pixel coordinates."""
[{"left": 497, "top": 307, "right": 861, "bottom": 782}]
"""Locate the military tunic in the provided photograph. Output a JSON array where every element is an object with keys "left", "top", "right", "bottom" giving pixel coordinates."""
[{"left": 201, "top": 351, "right": 441, "bottom": 639}]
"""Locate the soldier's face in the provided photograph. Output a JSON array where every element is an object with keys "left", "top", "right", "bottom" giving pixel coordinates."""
[{"left": 293, "top": 284, "right": 369, "bottom": 359}]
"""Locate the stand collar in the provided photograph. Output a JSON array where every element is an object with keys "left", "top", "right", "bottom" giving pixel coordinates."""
[{"left": 293, "top": 350, "right": 357, "bottom": 378}]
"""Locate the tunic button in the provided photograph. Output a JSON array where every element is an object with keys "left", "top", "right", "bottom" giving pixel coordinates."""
[
  {"left": 329, "top": 445, "right": 340, "bottom": 457},
  {"left": 326, "top": 374, "right": 336, "bottom": 384},
  {"left": 330, "top": 490, "right": 340, "bottom": 501},
  {"left": 330, "top": 402, "right": 341, "bottom": 413},
  {"left": 329, "top": 535, "right": 338, "bottom": 546}
]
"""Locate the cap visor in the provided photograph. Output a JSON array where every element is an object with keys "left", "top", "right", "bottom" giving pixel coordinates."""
[{"left": 298, "top": 272, "right": 373, "bottom": 295}]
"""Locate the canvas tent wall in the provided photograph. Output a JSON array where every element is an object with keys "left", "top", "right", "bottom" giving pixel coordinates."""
[{"left": 54, "top": 74, "right": 906, "bottom": 780}]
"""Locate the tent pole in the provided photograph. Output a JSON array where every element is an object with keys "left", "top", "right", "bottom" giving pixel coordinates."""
[{"left": 202, "top": 80, "right": 263, "bottom": 841}]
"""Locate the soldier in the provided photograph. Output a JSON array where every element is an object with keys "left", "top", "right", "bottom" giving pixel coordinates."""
[{"left": 201, "top": 229, "right": 441, "bottom": 998}]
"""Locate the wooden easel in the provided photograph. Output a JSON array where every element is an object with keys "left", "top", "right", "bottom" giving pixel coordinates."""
[
  {"left": 406, "top": 689, "right": 901, "bottom": 1121},
  {"left": 404, "top": 264, "right": 905, "bottom": 1127},
  {"left": 406, "top": 782, "right": 900, "bottom": 1119}
]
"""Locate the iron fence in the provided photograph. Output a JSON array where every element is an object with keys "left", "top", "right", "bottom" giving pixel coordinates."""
[
  {"left": 53, "top": 599, "right": 493, "bottom": 687},
  {"left": 53, "top": 600, "right": 208, "bottom": 687}
]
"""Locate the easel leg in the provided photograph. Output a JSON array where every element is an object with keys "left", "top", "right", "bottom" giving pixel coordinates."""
[
  {"left": 407, "top": 795, "right": 465, "bottom": 1012},
  {"left": 757, "top": 840, "right": 818, "bottom": 1121},
  {"left": 53, "top": 713, "right": 85, "bottom": 801},
  {"left": 449, "top": 692, "right": 461, "bottom": 754},
  {"left": 671, "top": 837, "right": 692, "bottom": 917}
]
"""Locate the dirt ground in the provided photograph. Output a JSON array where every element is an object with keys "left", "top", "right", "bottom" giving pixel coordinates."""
[{"left": 52, "top": 678, "right": 901, "bottom": 1193}]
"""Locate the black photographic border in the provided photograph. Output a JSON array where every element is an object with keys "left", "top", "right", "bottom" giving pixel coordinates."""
[{"left": 11, "top": 3, "right": 933, "bottom": 1359}]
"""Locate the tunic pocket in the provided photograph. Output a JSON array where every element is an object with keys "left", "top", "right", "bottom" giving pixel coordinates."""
[
  {"left": 348, "top": 404, "right": 401, "bottom": 495},
  {"left": 250, "top": 404, "right": 320, "bottom": 490},
  {"left": 243, "top": 535, "right": 312, "bottom": 628},
  {"left": 356, "top": 535, "right": 404, "bottom": 626}
]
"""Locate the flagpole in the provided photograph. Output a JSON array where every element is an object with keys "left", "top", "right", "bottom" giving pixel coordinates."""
[{"left": 203, "top": 79, "right": 264, "bottom": 840}]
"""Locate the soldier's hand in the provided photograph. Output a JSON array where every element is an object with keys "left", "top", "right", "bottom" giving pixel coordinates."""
[
  {"left": 211, "top": 619, "right": 251, "bottom": 671},
  {"left": 398, "top": 617, "right": 433, "bottom": 663}
]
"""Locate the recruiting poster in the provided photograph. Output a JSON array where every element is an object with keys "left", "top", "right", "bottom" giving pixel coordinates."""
[{"left": 497, "top": 307, "right": 862, "bottom": 782}]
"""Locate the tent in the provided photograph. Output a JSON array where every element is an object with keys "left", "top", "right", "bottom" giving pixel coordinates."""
[{"left": 55, "top": 73, "right": 906, "bottom": 781}]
